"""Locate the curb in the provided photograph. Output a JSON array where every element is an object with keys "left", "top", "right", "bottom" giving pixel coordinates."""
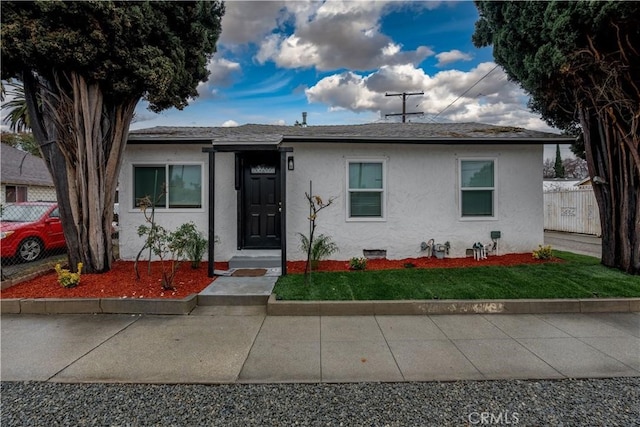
[
  {"left": 2, "top": 295, "right": 638, "bottom": 316},
  {"left": 266, "top": 294, "right": 640, "bottom": 316},
  {"left": 1, "top": 295, "right": 197, "bottom": 315}
]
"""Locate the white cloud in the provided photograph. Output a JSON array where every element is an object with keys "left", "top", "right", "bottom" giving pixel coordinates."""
[
  {"left": 221, "top": 120, "right": 239, "bottom": 127},
  {"left": 219, "top": 1, "right": 289, "bottom": 45},
  {"left": 306, "top": 71, "right": 383, "bottom": 111},
  {"left": 435, "top": 49, "right": 473, "bottom": 67},
  {"left": 197, "top": 58, "right": 242, "bottom": 98},
  {"left": 219, "top": 1, "right": 321, "bottom": 46},
  {"left": 306, "top": 62, "right": 554, "bottom": 131},
  {"left": 254, "top": 0, "right": 434, "bottom": 71}
]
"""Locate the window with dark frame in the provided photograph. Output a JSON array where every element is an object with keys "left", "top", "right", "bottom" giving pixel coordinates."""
[{"left": 133, "top": 164, "right": 202, "bottom": 209}]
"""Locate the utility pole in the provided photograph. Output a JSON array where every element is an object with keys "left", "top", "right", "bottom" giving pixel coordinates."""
[{"left": 385, "top": 92, "right": 424, "bottom": 123}]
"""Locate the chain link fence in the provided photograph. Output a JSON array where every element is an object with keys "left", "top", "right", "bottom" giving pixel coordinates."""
[
  {"left": 0, "top": 186, "right": 119, "bottom": 282},
  {"left": 1, "top": 186, "right": 67, "bottom": 281}
]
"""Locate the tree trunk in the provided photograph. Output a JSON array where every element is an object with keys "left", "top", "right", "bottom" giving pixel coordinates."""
[
  {"left": 581, "top": 109, "right": 640, "bottom": 274},
  {"left": 23, "top": 70, "right": 137, "bottom": 273}
]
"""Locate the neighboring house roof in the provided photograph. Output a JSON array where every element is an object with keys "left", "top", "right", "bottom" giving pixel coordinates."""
[
  {"left": 0, "top": 143, "right": 53, "bottom": 187},
  {"left": 576, "top": 177, "right": 592, "bottom": 186},
  {"left": 129, "top": 122, "right": 573, "bottom": 146}
]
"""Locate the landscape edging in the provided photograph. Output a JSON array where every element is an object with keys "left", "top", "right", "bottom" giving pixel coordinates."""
[
  {"left": 1, "top": 295, "right": 197, "bottom": 315},
  {"left": 266, "top": 294, "right": 640, "bottom": 316}
]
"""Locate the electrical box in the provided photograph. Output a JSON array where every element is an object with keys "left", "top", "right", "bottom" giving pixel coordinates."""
[{"left": 491, "top": 231, "right": 501, "bottom": 239}]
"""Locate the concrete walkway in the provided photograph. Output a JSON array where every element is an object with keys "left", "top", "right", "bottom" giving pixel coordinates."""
[{"left": 2, "top": 309, "right": 638, "bottom": 384}]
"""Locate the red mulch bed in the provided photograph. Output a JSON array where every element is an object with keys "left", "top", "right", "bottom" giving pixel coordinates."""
[
  {"left": 287, "top": 253, "right": 551, "bottom": 273},
  {"left": 1, "top": 253, "right": 549, "bottom": 300},
  {"left": 0, "top": 262, "right": 228, "bottom": 300}
]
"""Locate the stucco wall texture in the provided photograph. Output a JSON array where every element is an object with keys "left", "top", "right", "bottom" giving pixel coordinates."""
[{"left": 118, "top": 143, "right": 543, "bottom": 262}]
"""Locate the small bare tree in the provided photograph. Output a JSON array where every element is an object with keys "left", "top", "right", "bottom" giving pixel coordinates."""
[{"left": 302, "top": 192, "right": 335, "bottom": 284}]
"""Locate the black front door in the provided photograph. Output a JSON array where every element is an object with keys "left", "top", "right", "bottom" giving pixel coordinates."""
[{"left": 241, "top": 153, "right": 281, "bottom": 249}]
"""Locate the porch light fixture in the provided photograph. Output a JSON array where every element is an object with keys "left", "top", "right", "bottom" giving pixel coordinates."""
[{"left": 287, "top": 156, "right": 294, "bottom": 171}]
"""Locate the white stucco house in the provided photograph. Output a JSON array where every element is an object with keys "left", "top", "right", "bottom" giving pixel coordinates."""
[{"left": 119, "top": 122, "right": 572, "bottom": 276}]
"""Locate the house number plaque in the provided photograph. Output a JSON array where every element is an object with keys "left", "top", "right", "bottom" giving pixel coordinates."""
[{"left": 251, "top": 165, "right": 276, "bottom": 174}]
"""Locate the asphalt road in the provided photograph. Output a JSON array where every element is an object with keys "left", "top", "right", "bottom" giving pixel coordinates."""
[{"left": 543, "top": 230, "right": 602, "bottom": 258}]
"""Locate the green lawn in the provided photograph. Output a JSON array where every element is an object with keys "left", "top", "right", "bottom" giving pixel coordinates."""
[{"left": 274, "top": 252, "right": 640, "bottom": 301}]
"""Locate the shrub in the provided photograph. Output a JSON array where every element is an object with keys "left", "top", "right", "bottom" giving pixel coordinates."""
[
  {"left": 349, "top": 257, "right": 368, "bottom": 270},
  {"left": 178, "top": 222, "right": 208, "bottom": 269},
  {"left": 55, "top": 262, "right": 83, "bottom": 288},
  {"left": 299, "top": 233, "right": 338, "bottom": 270},
  {"left": 136, "top": 221, "right": 207, "bottom": 290},
  {"left": 533, "top": 245, "right": 553, "bottom": 260}
]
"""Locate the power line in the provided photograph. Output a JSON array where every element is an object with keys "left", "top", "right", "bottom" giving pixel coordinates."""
[{"left": 431, "top": 64, "right": 499, "bottom": 121}]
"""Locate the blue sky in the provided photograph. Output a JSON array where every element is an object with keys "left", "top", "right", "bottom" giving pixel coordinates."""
[
  {"left": 132, "top": 0, "right": 572, "bottom": 159},
  {"left": 134, "top": 1, "right": 555, "bottom": 131}
]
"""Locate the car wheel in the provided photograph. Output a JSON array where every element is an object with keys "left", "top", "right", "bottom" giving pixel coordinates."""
[{"left": 17, "top": 237, "right": 43, "bottom": 262}]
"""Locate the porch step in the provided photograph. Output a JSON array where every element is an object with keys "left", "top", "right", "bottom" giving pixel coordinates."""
[
  {"left": 228, "top": 256, "right": 281, "bottom": 269},
  {"left": 197, "top": 276, "right": 277, "bottom": 306}
]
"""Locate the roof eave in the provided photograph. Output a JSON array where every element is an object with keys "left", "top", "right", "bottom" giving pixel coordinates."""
[
  {"left": 127, "top": 136, "right": 214, "bottom": 145},
  {"left": 127, "top": 134, "right": 574, "bottom": 145},
  {"left": 282, "top": 136, "right": 575, "bottom": 144}
]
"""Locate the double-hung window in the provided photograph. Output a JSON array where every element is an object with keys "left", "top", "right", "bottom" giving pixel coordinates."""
[
  {"left": 347, "top": 160, "right": 385, "bottom": 219},
  {"left": 134, "top": 164, "right": 202, "bottom": 209},
  {"left": 460, "top": 159, "right": 495, "bottom": 218}
]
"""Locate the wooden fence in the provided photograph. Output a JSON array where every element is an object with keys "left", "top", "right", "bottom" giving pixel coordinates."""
[{"left": 544, "top": 188, "right": 601, "bottom": 236}]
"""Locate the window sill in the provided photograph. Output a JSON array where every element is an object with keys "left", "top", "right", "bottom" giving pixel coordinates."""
[
  {"left": 346, "top": 217, "right": 386, "bottom": 223},
  {"left": 458, "top": 216, "right": 498, "bottom": 221},
  {"left": 128, "top": 208, "right": 206, "bottom": 214}
]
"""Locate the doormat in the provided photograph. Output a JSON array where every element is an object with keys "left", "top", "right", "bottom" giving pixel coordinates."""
[{"left": 231, "top": 268, "right": 267, "bottom": 277}]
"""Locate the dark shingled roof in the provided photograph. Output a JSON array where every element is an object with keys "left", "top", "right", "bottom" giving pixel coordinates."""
[
  {"left": 1, "top": 143, "right": 53, "bottom": 187},
  {"left": 129, "top": 122, "right": 572, "bottom": 145}
]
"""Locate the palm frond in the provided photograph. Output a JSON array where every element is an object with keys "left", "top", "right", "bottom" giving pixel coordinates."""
[{"left": 1, "top": 82, "right": 31, "bottom": 132}]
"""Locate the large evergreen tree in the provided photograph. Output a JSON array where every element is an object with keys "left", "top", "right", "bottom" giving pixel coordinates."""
[
  {"left": 1, "top": 1, "right": 224, "bottom": 273},
  {"left": 473, "top": 1, "right": 639, "bottom": 274}
]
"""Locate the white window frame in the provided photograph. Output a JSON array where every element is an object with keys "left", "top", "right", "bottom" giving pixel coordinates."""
[
  {"left": 458, "top": 157, "right": 498, "bottom": 221},
  {"left": 131, "top": 162, "right": 205, "bottom": 212},
  {"left": 346, "top": 158, "right": 386, "bottom": 222}
]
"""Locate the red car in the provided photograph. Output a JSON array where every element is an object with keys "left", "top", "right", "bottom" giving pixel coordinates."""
[{"left": 0, "top": 202, "right": 66, "bottom": 262}]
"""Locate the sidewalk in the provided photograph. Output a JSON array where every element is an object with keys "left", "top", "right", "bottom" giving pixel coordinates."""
[{"left": 2, "top": 308, "right": 638, "bottom": 384}]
